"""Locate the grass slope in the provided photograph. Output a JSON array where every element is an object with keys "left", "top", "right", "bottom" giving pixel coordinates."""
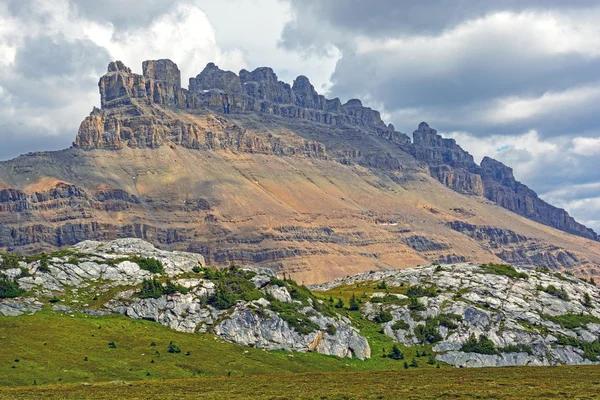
[
  {"left": 0, "top": 310, "right": 438, "bottom": 387},
  {"left": 2, "top": 367, "right": 600, "bottom": 399}
]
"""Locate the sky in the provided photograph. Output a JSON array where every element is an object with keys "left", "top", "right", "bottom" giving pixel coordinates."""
[{"left": 0, "top": 0, "right": 598, "bottom": 232}]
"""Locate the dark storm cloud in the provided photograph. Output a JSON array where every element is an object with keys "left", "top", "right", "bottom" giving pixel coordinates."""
[
  {"left": 14, "top": 35, "right": 110, "bottom": 80},
  {"left": 281, "top": 0, "right": 596, "bottom": 50},
  {"left": 281, "top": 0, "right": 600, "bottom": 232},
  {"left": 71, "top": 0, "right": 180, "bottom": 29},
  {"left": 281, "top": 0, "right": 600, "bottom": 138}
]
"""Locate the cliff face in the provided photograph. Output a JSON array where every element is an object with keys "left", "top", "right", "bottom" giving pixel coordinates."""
[
  {"left": 1, "top": 59, "right": 599, "bottom": 283},
  {"left": 408, "top": 123, "right": 597, "bottom": 241},
  {"left": 75, "top": 60, "right": 598, "bottom": 243}
]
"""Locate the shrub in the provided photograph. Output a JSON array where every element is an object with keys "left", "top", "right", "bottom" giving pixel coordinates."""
[
  {"left": 348, "top": 294, "right": 361, "bottom": 311},
  {"left": 163, "top": 280, "right": 189, "bottom": 295},
  {"left": 544, "top": 313, "right": 600, "bottom": 329},
  {"left": 130, "top": 256, "right": 164, "bottom": 274},
  {"left": 555, "top": 335, "right": 600, "bottom": 361},
  {"left": 138, "top": 279, "right": 166, "bottom": 299},
  {"left": 38, "top": 256, "right": 51, "bottom": 273},
  {"left": 480, "top": 264, "right": 528, "bottom": 279},
  {"left": 375, "top": 281, "right": 387, "bottom": 290},
  {"left": 326, "top": 324, "right": 337, "bottom": 336},
  {"left": 168, "top": 341, "right": 181, "bottom": 354},
  {"left": 406, "top": 285, "right": 438, "bottom": 298},
  {"left": 108, "top": 342, "right": 117, "bottom": 348},
  {"left": 409, "top": 358, "right": 419, "bottom": 368},
  {"left": 403, "top": 361, "right": 409, "bottom": 369},
  {"left": 49, "top": 296, "right": 61, "bottom": 303},
  {"left": 414, "top": 320, "right": 442, "bottom": 344},
  {"left": 374, "top": 310, "right": 393, "bottom": 323},
  {"left": 460, "top": 334, "right": 498, "bottom": 355},
  {"left": 408, "top": 296, "right": 425, "bottom": 311},
  {"left": 0, "top": 255, "right": 20, "bottom": 270},
  {"left": 192, "top": 266, "right": 202, "bottom": 273},
  {"left": 391, "top": 320, "right": 410, "bottom": 331},
  {"left": 538, "top": 285, "right": 569, "bottom": 301},
  {"left": 387, "top": 344, "right": 404, "bottom": 360},
  {"left": 427, "top": 355, "right": 436, "bottom": 365},
  {"left": 582, "top": 293, "right": 593, "bottom": 308},
  {"left": 203, "top": 266, "right": 264, "bottom": 309},
  {"left": 289, "top": 285, "right": 311, "bottom": 303},
  {"left": 370, "top": 294, "right": 407, "bottom": 306},
  {"left": 207, "top": 284, "right": 237, "bottom": 309},
  {"left": 500, "top": 344, "right": 533, "bottom": 355},
  {"left": 434, "top": 313, "right": 462, "bottom": 330},
  {"left": 269, "top": 277, "right": 287, "bottom": 287},
  {"left": 0, "top": 278, "right": 25, "bottom": 299}
]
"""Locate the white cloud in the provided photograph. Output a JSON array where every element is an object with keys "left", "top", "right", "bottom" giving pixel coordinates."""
[{"left": 572, "top": 137, "right": 600, "bottom": 156}]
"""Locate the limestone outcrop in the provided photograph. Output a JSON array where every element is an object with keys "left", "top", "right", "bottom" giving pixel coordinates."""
[
  {"left": 0, "top": 239, "right": 370, "bottom": 359},
  {"left": 311, "top": 263, "right": 600, "bottom": 367}
]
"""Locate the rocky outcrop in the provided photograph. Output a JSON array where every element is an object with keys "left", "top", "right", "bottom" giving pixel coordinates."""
[
  {"left": 311, "top": 263, "right": 600, "bottom": 367},
  {"left": 0, "top": 239, "right": 370, "bottom": 360},
  {"left": 448, "top": 221, "right": 588, "bottom": 270}
]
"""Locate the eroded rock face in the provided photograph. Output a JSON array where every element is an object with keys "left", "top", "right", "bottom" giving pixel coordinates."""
[
  {"left": 410, "top": 123, "right": 597, "bottom": 241},
  {"left": 448, "top": 221, "right": 587, "bottom": 270},
  {"left": 312, "top": 263, "right": 600, "bottom": 367},
  {"left": 480, "top": 157, "right": 598, "bottom": 241}
]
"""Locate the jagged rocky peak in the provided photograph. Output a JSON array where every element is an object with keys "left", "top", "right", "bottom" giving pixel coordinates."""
[
  {"left": 240, "top": 66, "right": 296, "bottom": 104},
  {"left": 143, "top": 59, "right": 181, "bottom": 87},
  {"left": 107, "top": 60, "right": 131, "bottom": 74},
  {"left": 292, "top": 75, "right": 326, "bottom": 110},
  {"left": 481, "top": 156, "right": 515, "bottom": 183},
  {"left": 189, "top": 62, "right": 243, "bottom": 94},
  {"left": 413, "top": 122, "right": 442, "bottom": 147},
  {"left": 343, "top": 99, "right": 363, "bottom": 108}
]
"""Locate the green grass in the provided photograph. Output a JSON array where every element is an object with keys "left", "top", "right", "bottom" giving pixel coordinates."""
[
  {"left": 2, "top": 366, "right": 600, "bottom": 399},
  {"left": 0, "top": 310, "right": 444, "bottom": 388},
  {"left": 544, "top": 313, "right": 600, "bottom": 329},
  {"left": 480, "top": 263, "right": 528, "bottom": 279}
]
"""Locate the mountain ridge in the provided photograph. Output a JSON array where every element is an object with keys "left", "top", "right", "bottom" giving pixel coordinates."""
[
  {"left": 0, "top": 58, "right": 599, "bottom": 283},
  {"left": 74, "top": 59, "right": 597, "bottom": 241}
]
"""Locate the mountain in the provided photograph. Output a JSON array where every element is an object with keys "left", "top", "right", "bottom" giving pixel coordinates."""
[{"left": 0, "top": 59, "right": 599, "bottom": 283}]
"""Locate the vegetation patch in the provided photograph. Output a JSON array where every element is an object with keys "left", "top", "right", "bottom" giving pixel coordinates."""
[
  {"left": 537, "top": 285, "right": 569, "bottom": 301},
  {"left": 370, "top": 294, "right": 408, "bottom": 306},
  {"left": 138, "top": 279, "right": 188, "bottom": 299},
  {"left": 555, "top": 335, "right": 600, "bottom": 361},
  {"left": 414, "top": 319, "right": 443, "bottom": 345},
  {"left": 391, "top": 320, "right": 410, "bottom": 331},
  {"left": 268, "top": 300, "right": 319, "bottom": 335},
  {"left": 374, "top": 310, "right": 393, "bottom": 324},
  {"left": 406, "top": 285, "right": 438, "bottom": 298},
  {"left": 204, "top": 266, "right": 263, "bottom": 309},
  {"left": 107, "top": 256, "right": 164, "bottom": 274},
  {"left": 499, "top": 344, "right": 533, "bottom": 355},
  {"left": 460, "top": 334, "right": 498, "bottom": 355},
  {"left": 543, "top": 313, "right": 600, "bottom": 329},
  {"left": 0, "top": 278, "right": 26, "bottom": 299},
  {"left": 480, "top": 264, "right": 528, "bottom": 279}
]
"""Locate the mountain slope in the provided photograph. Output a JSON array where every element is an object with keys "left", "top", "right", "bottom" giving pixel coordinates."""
[{"left": 0, "top": 59, "right": 599, "bottom": 283}]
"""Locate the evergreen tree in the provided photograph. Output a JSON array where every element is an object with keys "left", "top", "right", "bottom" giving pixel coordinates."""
[
  {"left": 348, "top": 294, "right": 361, "bottom": 311},
  {"left": 387, "top": 344, "right": 404, "bottom": 360}
]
